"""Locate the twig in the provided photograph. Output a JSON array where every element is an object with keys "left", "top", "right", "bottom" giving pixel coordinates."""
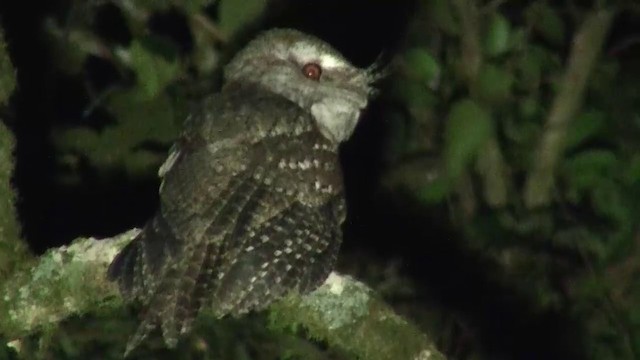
[
  {"left": 191, "top": 13, "right": 228, "bottom": 44},
  {"left": 523, "top": 9, "right": 614, "bottom": 208}
]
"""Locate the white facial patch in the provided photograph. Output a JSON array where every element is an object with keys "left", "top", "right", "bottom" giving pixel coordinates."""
[
  {"left": 290, "top": 42, "right": 347, "bottom": 70},
  {"left": 311, "top": 98, "right": 361, "bottom": 143}
]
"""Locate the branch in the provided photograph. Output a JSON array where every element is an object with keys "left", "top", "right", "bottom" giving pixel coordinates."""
[
  {"left": 523, "top": 9, "right": 614, "bottom": 208},
  {"left": 0, "top": 26, "right": 31, "bottom": 279},
  {"left": 0, "top": 230, "right": 445, "bottom": 360}
]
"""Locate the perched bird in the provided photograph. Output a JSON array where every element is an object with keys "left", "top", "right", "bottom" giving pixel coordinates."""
[{"left": 108, "top": 28, "right": 377, "bottom": 356}]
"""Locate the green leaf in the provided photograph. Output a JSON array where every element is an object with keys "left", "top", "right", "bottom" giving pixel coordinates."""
[
  {"left": 444, "top": 99, "right": 493, "bottom": 178},
  {"left": 402, "top": 48, "right": 441, "bottom": 85},
  {"left": 564, "top": 111, "right": 606, "bottom": 151},
  {"left": 516, "top": 53, "right": 541, "bottom": 91},
  {"left": 53, "top": 127, "right": 100, "bottom": 153},
  {"left": 129, "top": 38, "right": 181, "bottom": 100},
  {"left": 591, "top": 179, "right": 630, "bottom": 225},
  {"left": 484, "top": 14, "right": 511, "bottom": 57},
  {"left": 474, "top": 64, "right": 513, "bottom": 104},
  {"left": 427, "top": 0, "right": 459, "bottom": 35},
  {"left": 390, "top": 80, "right": 437, "bottom": 109},
  {"left": 418, "top": 176, "right": 451, "bottom": 203},
  {"left": 515, "top": 45, "right": 559, "bottom": 90},
  {"left": 624, "top": 155, "right": 640, "bottom": 185},
  {"left": 182, "top": 0, "right": 214, "bottom": 14},
  {"left": 218, "top": 0, "right": 267, "bottom": 36},
  {"left": 563, "top": 150, "right": 618, "bottom": 195},
  {"left": 53, "top": 88, "right": 180, "bottom": 177},
  {"left": 525, "top": 3, "right": 565, "bottom": 46},
  {"left": 518, "top": 96, "right": 541, "bottom": 121}
]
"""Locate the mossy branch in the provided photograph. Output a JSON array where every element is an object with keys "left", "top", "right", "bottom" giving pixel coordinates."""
[
  {"left": 0, "top": 26, "right": 31, "bottom": 279},
  {"left": 523, "top": 9, "right": 614, "bottom": 208},
  {"left": 0, "top": 229, "right": 445, "bottom": 360}
]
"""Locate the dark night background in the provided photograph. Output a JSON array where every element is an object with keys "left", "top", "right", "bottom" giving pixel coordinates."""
[{"left": 1, "top": 1, "right": 640, "bottom": 359}]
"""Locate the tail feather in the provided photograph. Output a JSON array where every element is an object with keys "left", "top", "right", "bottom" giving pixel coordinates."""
[
  {"left": 108, "top": 233, "right": 143, "bottom": 301},
  {"left": 108, "top": 212, "right": 185, "bottom": 356}
]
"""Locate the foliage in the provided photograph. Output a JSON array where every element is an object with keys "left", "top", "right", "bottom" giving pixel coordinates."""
[
  {"left": 382, "top": 1, "right": 640, "bottom": 359},
  {"left": 2, "top": 0, "right": 640, "bottom": 359},
  {"left": 45, "top": 0, "right": 264, "bottom": 184}
]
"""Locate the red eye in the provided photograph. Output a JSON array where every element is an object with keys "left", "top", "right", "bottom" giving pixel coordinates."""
[{"left": 302, "top": 63, "right": 322, "bottom": 81}]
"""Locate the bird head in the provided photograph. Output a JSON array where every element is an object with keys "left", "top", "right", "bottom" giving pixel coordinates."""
[{"left": 224, "top": 29, "right": 380, "bottom": 144}]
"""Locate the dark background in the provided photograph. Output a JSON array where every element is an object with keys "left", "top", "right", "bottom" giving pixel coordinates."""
[{"left": 2, "top": 1, "right": 640, "bottom": 359}]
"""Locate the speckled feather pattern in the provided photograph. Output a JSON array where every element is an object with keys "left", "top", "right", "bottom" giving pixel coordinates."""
[{"left": 107, "top": 28, "right": 371, "bottom": 356}]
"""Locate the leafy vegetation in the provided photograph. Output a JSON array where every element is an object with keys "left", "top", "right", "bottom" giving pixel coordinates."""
[{"left": 1, "top": 0, "right": 640, "bottom": 358}]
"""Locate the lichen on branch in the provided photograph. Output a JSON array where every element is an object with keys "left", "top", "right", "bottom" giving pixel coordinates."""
[
  {"left": 0, "top": 26, "right": 30, "bottom": 280},
  {"left": 0, "top": 230, "right": 445, "bottom": 360}
]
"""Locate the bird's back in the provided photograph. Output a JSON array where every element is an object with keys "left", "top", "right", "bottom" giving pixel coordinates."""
[{"left": 108, "top": 82, "right": 346, "bottom": 355}]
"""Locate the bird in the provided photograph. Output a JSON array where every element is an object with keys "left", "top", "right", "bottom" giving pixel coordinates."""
[{"left": 107, "top": 28, "right": 378, "bottom": 356}]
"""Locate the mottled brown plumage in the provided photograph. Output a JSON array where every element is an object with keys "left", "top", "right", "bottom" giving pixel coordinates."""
[{"left": 108, "top": 28, "right": 376, "bottom": 356}]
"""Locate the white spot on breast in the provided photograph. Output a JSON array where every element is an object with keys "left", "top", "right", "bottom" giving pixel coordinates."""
[
  {"left": 298, "top": 159, "right": 312, "bottom": 170},
  {"left": 322, "top": 185, "right": 334, "bottom": 193}
]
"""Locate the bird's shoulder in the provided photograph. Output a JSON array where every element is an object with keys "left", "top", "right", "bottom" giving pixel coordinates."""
[
  {"left": 158, "top": 81, "right": 315, "bottom": 179},
  {"left": 184, "top": 81, "right": 313, "bottom": 147}
]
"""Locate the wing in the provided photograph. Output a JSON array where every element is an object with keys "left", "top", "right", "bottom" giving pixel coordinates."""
[{"left": 109, "top": 83, "right": 345, "bottom": 356}]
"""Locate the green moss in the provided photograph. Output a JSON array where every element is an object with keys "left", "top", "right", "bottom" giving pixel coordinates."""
[
  {"left": 0, "top": 28, "right": 16, "bottom": 105},
  {"left": 269, "top": 274, "right": 445, "bottom": 360},
  {"left": 0, "top": 230, "right": 137, "bottom": 338},
  {"left": 0, "top": 27, "right": 26, "bottom": 280}
]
